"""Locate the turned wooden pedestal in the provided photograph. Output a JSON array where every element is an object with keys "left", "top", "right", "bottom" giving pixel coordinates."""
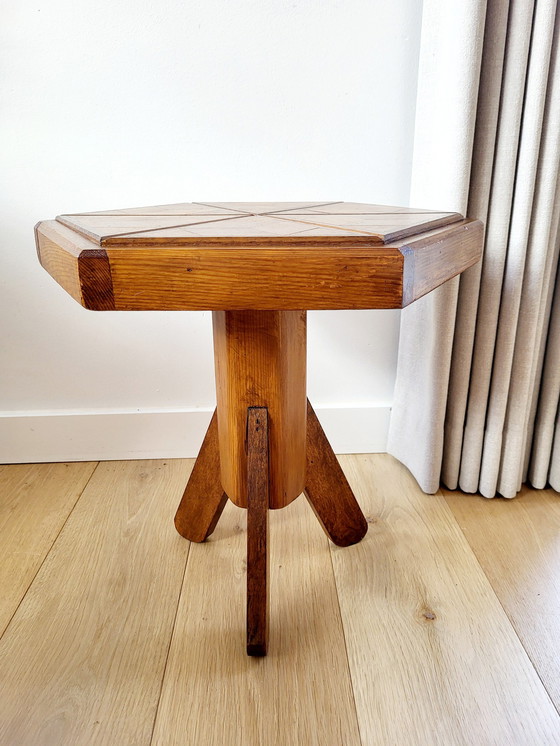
[{"left": 36, "top": 200, "right": 484, "bottom": 656}]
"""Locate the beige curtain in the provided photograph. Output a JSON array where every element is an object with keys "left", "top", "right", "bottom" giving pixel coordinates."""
[{"left": 388, "top": 0, "right": 560, "bottom": 499}]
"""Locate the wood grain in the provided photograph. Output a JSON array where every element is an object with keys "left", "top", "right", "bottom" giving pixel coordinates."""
[
  {"left": 106, "top": 246, "right": 404, "bottom": 310},
  {"left": 277, "top": 202, "right": 445, "bottom": 214},
  {"left": 95, "top": 210, "right": 461, "bottom": 246},
  {"left": 443, "top": 484, "right": 560, "bottom": 711},
  {"left": 68, "top": 202, "right": 245, "bottom": 216},
  {"left": 36, "top": 203, "right": 483, "bottom": 311},
  {"left": 3, "top": 456, "right": 560, "bottom": 744},
  {"left": 174, "top": 410, "right": 228, "bottom": 542},
  {"left": 304, "top": 400, "right": 368, "bottom": 547},
  {"left": 246, "top": 407, "right": 269, "bottom": 656},
  {"left": 400, "top": 218, "right": 483, "bottom": 305},
  {"left": 0, "top": 459, "right": 191, "bottom": 746},
  {"left": 213, "top": 310, "right": 307, "bottom": 509},
  {"left": 78, "top": 249, "right": 115, "bottom": 310},
  {"left": 275, "top": 210, "right": 462, "bottom": 243},
  {"left": 151, "top": 494, "right": 361, "bottom": 746},
  {"left": 56, "top": 213, "right": 242, "bottom": 244},
  {"left": 193, "top": 200, "right": 342, "bottom": 214},
  {"left": 332, "top": 455, "right": 560, "bottom": 745},
  {"left": 0, "top": 462, "right": 97, "bottom": 636},
  {"left": 35, "top": 220, "right": 87, "bottom": 304},
  {"left": 36, "top": 221, "right": 115, "bottom": 310},
  {"left": 104, "top": 213, "right": 383, "bottom": 244}
]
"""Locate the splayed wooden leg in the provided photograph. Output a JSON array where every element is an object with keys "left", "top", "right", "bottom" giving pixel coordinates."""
[
  {"left": 174, "top": 410, "right": 228, "bottom": 543},
  {"left": 304, "top": 400, "right": 368, "bottom": 547}
]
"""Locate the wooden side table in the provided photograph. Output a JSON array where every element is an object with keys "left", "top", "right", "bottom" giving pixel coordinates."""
[{"left": 36, "top": 201, "right": 483, "bottom": 655}]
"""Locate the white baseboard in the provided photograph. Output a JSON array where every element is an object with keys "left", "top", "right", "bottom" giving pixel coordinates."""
[{"left": 0, "top": 405, "right": 390, "bottom": 464}]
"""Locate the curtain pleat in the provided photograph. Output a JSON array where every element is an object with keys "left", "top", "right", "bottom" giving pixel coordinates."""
[
  {"left": 548, "top": 277, "right": 560, "bottom": 490},
  {"left": 531, "top": 266, "right": 560, "bottom": 489},
  {"left": 458, "top": 0, "right": 537, "bottom": 495},
  {"left": 523, "top": 150, "right": 560, "bottom": 482},
  {"left": 386, "top": 0, "right": 487, "bottom": 493},
  {"left": 479, "top": 0, "right": 557, "bottom": 497},
  {"left": 499, "top": 10, "right": 560, "bottom": 496},
  {"left": 526, "top": 19, "right": 560, "bottom": 490},
  {"left": 442, "top": 0, "right": 511, "bottom": 489},
  {"left": 389, "top": 0, "right": 560, "bottom": 499}
]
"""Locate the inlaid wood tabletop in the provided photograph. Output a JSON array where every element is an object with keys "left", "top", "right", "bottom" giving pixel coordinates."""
[{"left": 36, "top": 201, "right": 483, "bottom": 311}]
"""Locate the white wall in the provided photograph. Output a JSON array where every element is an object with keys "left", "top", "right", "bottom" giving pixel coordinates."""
[{"left": 0, "top": 0, "right": 422, "bottom": 462}]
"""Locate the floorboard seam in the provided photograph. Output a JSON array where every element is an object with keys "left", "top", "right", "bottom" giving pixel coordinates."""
[
  {"left": 327, "top": 534, "right": 364, "bottom": 745},
  {"left": 0, "top": 461, "right": 100, "bottom": 641},
  {"left": 440, "top": 488, "right": 560, "bottom": 719},
  {"left": 148, "top": 537, "right": 192, "bottom": 745}
]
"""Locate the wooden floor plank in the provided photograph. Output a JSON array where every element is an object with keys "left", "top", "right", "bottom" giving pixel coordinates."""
[
  {"left": 0, "top": 462, "right": 97, "bottom": 636},
  {"left": 331, "top": 454, "right": 560, "bottom": 746},
  {"left": 0, "top": 459, "right": 192, "bottom": 746},
  {"left": 151, "top": 494, "right": 361, "bottom": 746},
  {"left": 2, "top": 454, "right": 559, "bottom": 746},
  {"left": 443, "top": 484, "right": 560, "bottom": 713}
]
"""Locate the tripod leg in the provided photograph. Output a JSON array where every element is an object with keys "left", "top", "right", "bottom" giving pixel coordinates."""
[
  {"left": 304, "top": 400, "right": 368, "bottom": 547},
  {"left": 246, "top": 407, "right": 269, "bottom": 656},
  {"left": 174, "top": 410, "right": 228, "bottom": 543}
]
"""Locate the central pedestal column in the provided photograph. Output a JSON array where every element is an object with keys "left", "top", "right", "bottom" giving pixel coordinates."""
[{"left": 212, "top": 310, "right": 307, "bottom": 509}]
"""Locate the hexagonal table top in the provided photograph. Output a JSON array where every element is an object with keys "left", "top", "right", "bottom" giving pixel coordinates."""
[{"left": 36, "top": 201, "right": 483, "bottom": 311}]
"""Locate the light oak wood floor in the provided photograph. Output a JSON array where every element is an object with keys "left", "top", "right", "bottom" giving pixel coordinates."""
[{"left": 1, "top": 455, "right": 559, "bottom": 746}]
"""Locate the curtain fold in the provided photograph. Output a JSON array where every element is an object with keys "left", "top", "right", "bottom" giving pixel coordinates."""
[
  {"left": 388, "top": 0, "right": 560, "bottom": 499},
  {"left": 387, "top": 0, "right": 487, "bottom": 493},
  {"left": 531, "top": 267, "right": 560, "bottom": 490},
  {"left": 442, "top": 0, "right": 510, "bottom": 489}
]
